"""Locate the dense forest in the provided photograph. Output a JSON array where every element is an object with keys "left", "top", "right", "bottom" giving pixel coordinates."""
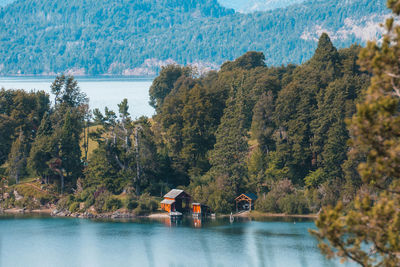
[
  {"left": 0, "top": 34, "right": 371, "bottom": 215},
  {"left": 0, "top": 0, "right": 13, "bottom": 7},
  {"left": 0, "top": 0, "right": 388, "bottom": 75}
]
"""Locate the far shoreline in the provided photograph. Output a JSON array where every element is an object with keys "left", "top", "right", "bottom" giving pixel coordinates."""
[{"left": 0, "top": 75, "right": 155, "bottom": 79}]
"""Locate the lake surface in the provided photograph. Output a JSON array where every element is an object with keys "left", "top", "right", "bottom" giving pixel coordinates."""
[
  {"left": 0, "top": 77, "right": 154, "bottom": 118},
  {"left": 0, "top": 215, "right": 356, "bottom": 267}
]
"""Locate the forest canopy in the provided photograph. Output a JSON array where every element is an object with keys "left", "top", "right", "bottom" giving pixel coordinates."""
[{"left": 0, "top": 33, "right": 371, "bottom": 216}]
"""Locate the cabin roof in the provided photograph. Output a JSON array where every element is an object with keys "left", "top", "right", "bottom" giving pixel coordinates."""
[
  {"left": 235, "top": 193, "right": 258, "bottom": 201},
  {"left": 244, "top": 193, "right": 258, "bottom": 200},
  {"left": 161, "top": 199, "right": 175, "bottom": 205},
  {"left": 163, "top": 189, "right": 190, "bottom": 199}
]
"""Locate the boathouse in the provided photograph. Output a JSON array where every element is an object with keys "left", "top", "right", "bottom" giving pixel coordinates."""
[
  {"left": 160, "top": 189, "right": 191, "bottom": 213},
  {"left": 235, "top": 193, "right": 258, "bottom": 211},
  {"left": 192, "top": 203, "right": 211, "bottom": 217}
]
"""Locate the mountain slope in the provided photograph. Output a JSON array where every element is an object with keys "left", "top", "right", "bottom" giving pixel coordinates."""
[
  {"left": 0, "top": 0, "right": 389, "bottom": 76},
  {"left": 0, "top": 0, "right": 13, "bottom": 7},
  {"left": 218, "top": 0, "right": 306, "bottom": 13}
]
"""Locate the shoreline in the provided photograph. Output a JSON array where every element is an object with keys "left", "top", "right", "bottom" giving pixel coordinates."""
[
  {"left": 1, "top": 208, "right": 317, "bottom": 219},
  {"left": 221, "top": 211, "right": 317, "bottom": 219}
]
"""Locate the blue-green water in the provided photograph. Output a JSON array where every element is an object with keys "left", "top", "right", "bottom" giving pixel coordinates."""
[
  {"left": 0, "top": 77, "right": 154, "bottom": 119},
  {"left": 0, "top": 215, "right": 356, "bottom": 267}
]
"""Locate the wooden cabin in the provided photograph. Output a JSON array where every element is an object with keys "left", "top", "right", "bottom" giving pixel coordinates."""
[
  {"left": 235, "top": 193, "right": 258, "bottom": 211},
  {"left": 192, "top": 203, "right": 211, "bottom": 217},
  {"left": 160, "top": 189, "right": 191, "bottom": 213}
]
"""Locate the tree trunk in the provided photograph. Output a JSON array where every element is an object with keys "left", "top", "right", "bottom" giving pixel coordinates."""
[
  {"left": 135, "top": 127, "right": 140, "bottom": 196},
  {"left": 60, "top": 174, "right": 64, "bottom": 194}
]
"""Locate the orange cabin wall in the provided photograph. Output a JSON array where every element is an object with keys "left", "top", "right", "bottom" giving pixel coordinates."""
[
  {"left": 193, "top": 205, "right": 201, "bottom": 213},
  {"left": 161, "top": 203, "right": 172, "bottom": 213}
]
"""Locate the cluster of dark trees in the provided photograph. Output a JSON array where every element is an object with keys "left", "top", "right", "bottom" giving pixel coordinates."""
[
  {"left": 0, "top": 34, "right": 370, "bottom": 214},
  {"left": 0, "top": 75, "right": 88, "bottom": 193},
  {"left": 0, "top": 0, "right": 387, "bottom": 75},
  {"left": 149, "top": 33, "right": 370, "bottom": 213}
]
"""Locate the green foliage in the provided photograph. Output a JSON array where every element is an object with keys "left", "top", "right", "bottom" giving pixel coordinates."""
[
  {"left": 255, "top": 178, "right": 309, "bottom": 214},
  {"left": 13, "top": 183, "right": 55, "bottom": 203},
  {"left": 149, "top": 65, "right": 192, "bottom": 110},
  {"left": 57, "top": 195, "right": 75, "bottom": 211},
  {"left": 59, "top": 111, "right": 82, "bottom": 187},
  {"left": 69, "top": 202, "right": 80, "bottom": 213},
  {"left": 14, "top": 196, "right": 40, "bottom": 210},
  {"left": 93, "top": 189, "right": 112, "bottom": 213},
  {"left": 0, "top": 31, "right": 376, "bottom": 218},
  {"left": 221, "top": 51, "right": 265, "bottom": 71},
  {"left": 304, "top": 168, "right": 326, "bottom": 188},
  {"left": 255, "top": 194, "right": 277, "bottom": 213},
  {"left": 133, "top": 194, "right": 159, "bottom": 215},
  {"left": 0, "top": 89, "right": 49, "bottom": 165},
  {"left": 313, "top": 3, "right": 400, "bottom": 266},
  {"left": 127, "top": 198, "right": 139, "bottom": 211},
  {"left": 88, "top": 102, "right": 164, "bottom": 195},
  {"left": 104, "top": 198, "right": 122, "bottom": 212},
  {"left": 7, "top": 130, "right": 27, "bottom": 184},
  {"left": 152, "top": 33, "right": 370, "bottom": 213},
  {"left": 277, "top": 192, "right": 309, "bottom": 215}
]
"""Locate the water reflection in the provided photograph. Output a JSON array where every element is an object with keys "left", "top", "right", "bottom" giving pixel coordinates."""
[{"left": 0, "top": 214, "right": 357, "bottom": 267}]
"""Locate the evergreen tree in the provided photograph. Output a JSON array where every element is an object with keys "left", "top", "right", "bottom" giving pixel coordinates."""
[
  {"left": 28, "top": 113, "right": 56, "bottom": 183},
  {"left": 0, "top": 114, "right": 15, "bottom": 165},
  {"left": 204, "top": 82, "right": 249, "bottom": 211},
  {"left": 149, "top": 65, "right": 192, "bottom": 111},
  {"left": 312, "top": 3, "right": 400, "bottom": 265},
  {"left": 7, "top": 130, "right": 27, "bottom": 184},
  {"left": 251, "top": 91, "right": 275, "bottom": 154},
  {"left": 59, "top": 111, "right": 82, "bottom": 192}
]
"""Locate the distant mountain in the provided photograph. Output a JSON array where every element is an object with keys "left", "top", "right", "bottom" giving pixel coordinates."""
[
  {"left": 0, "top": 0, "right": 14, "bottom": 7},
  {"left": 0, "top": 0, "right": 389, "bottom": 76},
  {"left": 218, "top": 0, "right": 305, "bottom": 13}
]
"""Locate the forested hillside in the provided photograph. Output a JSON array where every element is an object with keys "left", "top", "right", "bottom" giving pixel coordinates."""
[
  {"left": 0, "top": 0, "right": 13, "bottom": 7},
  {"left": 0, "top": 0, "right": 388, "bottom": 75},
  {"left": 0, "top": 34, "right": 371, "bottom": 215}
]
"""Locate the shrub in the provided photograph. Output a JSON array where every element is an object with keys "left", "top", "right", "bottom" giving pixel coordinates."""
[
  {"left": 127, "top": 198, "right": 138, "bottom": 210},
  {"left": 206, "top": 190, "right": 234, "bottom": 214},
  {"left": 93, "top": 191, "right": 112, "bottom": 212},
  {"left": 57, "top": 195, "right": 75, "bottom": 210},
  {"left": 277, "top": 192, "right": 309, "bottom": 215},
  {"left": 39, "top": 195, "right": 53, "bottom": 205},
  {"left": 133, "top": 194, "right": 159, "bottom": 215},
  {"left": 84, "top": 194, "right": 95, "bottom": 208},
  {"left": 255, "top": 179, "right": 310, "bottom": 215},
  {"left": 15, "top": 197, "right": 40, "bottom": 210},
  {"left": 255, "top": 194, "right": 280, "bottom": 213},
  {"left": 104, "top": 198, "right": 122, "bottom": 212},
  {"left": 69, "top": 202, "right": 80, "bottom": 213}
]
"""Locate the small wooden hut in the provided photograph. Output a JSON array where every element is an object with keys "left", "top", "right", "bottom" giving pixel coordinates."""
[
  {"left": 160, "top": 189, "right": 191, "bottom": 213},
  {"left": 235, "top": 193, "right": 258, "bottom": 211},
  {"left": 192, "top": 203, "right": 211, "bottom": 217}
]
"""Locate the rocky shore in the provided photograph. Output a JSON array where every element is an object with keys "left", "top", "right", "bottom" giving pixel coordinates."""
[
  {"left": 0, "top": 206, "right": 172, "bottom": 219},
  {"left": 50, "top": 209, "right": 138, "bottom": 219}
]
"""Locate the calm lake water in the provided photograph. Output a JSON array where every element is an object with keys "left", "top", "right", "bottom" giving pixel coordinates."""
[
  {"left": 0, "top": 215, "right": 356, "bottom": 267},
  {"left": 0, "top": 76, "right": 154, "bottom": 118}
]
